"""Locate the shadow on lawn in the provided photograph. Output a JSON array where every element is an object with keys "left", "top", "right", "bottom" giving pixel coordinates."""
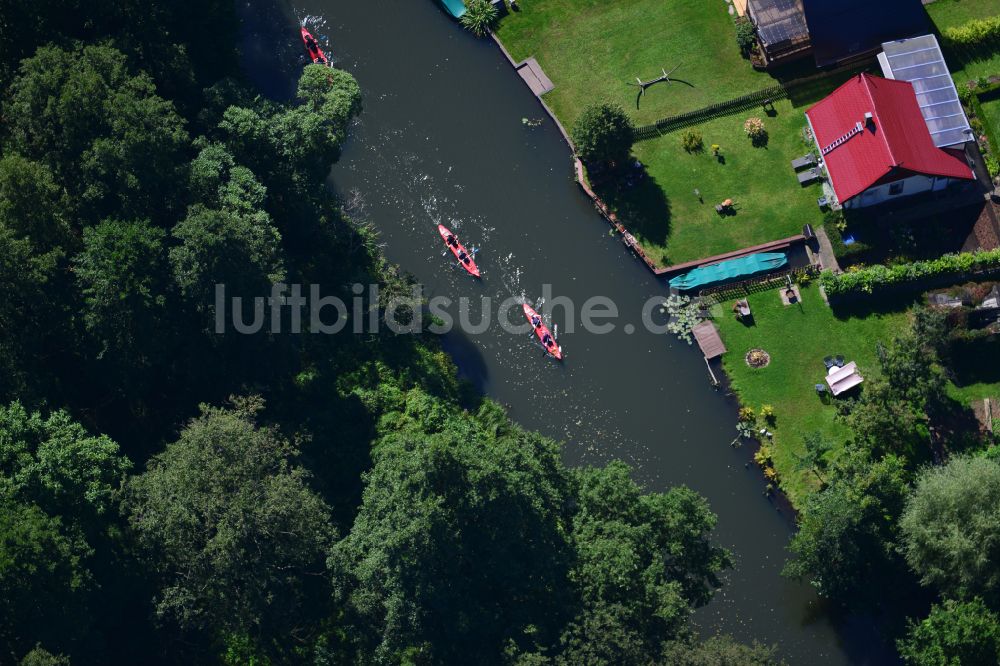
[
  {"left": 591, "top": 166, "right": 672, "bottom": 249},
  {"left": 827, "top": 295, "right": 922, "bottom": 322},
  {"left": 950, "top": 335, "right": 1000, "bottom": 387}
]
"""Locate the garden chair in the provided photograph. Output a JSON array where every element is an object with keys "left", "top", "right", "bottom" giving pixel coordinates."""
[
  {"left": 823, "top": 356, "right": 836, "bottom": 369},
  {"left": 733, "top": 299, "right": 751, "bottom": 319},
  {"left": 715, "top": 199, "right": 736, "bottom": 215},
  {"left": 790, "top": 153, "right": 816, "bottom": 171},
  {"left": 814, "top": 384, "right": 828, "bottom": 396},
  {"left": 834, "top": 355, "right": 845, "bottom": 367},
  {"left": 797, "top": 168, "right": 821, "bottom": 185}
]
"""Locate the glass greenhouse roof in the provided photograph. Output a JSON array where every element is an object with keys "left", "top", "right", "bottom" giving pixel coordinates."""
[{"left": 880, "top": 34, "right": 972, "bottom": 148}]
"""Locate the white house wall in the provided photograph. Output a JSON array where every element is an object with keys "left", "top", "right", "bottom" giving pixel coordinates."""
[{"left": 846, "top": 174, "right": 937, "bottom": 209}]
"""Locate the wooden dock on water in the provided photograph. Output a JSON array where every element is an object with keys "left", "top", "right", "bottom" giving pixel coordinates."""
[
  {"left": 693, "top": 320, "right": 726, "bottom": 385},
  {"left": 516, "top": 58, "right": 554, "bottom": 96}
]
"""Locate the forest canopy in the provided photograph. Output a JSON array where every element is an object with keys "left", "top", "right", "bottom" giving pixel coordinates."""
[{"left": 0, "top": 2, "right": 769, "bottom": 664}]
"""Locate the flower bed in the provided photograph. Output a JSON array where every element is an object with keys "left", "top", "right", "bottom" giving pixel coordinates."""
[{"left": 820, "top": 249, "right": 1000, "bottom": 297}]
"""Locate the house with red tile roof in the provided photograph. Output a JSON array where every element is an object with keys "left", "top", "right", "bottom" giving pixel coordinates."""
[{"left": 804, "top": 73, "right": 975, "bottom": 210}]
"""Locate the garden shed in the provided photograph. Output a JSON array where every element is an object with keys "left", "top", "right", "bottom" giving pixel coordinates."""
[{"left": 745, "top": 0, "right": 810, "bottom": 65}]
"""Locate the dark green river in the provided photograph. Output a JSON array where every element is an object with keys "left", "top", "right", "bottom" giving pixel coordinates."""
[{"left": 240, "top": 1, "right": 896, "bottom": 662}]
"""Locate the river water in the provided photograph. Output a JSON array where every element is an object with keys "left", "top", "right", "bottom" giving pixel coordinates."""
[{"left": 240, "top": 1, "right": 892, "bottom": 662}]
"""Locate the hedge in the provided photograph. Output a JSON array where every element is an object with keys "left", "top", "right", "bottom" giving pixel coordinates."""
[
  {"left": 821, "top": 249, "right": 1000, "bottom": 297},
  {"left": 941, "top": 16, "right": 1000, "bottom": 49}
]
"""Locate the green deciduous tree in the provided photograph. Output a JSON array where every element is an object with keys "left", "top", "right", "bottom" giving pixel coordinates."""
[
  {"left": 0, "top": 154, "right": 72, "bottom": 252},
  {"left": 334, "top": 395, "right": 733, "bottom": 665},
  {"left": 571, "top": 103, "right": 635, "bottom": 167},
  {"left": 900, "top": 455, "right": 1000, "bottom": 604},
  {"left": 169, "top": 205, "right": 284, "bottom": 304},
  {"left": 331, "top": 401, "right": 575, "bottom": 663},
  {"left": 217, "top": 65, "right": 361, "bottom": 189},
  {"left": 898, "top": 599, "right": 1000, "bottom": 666},
  {"left": 0, "top": 402, "right": 130, "bottom": 662},
  {"left": 0, "top": 225, "right": 73, "bottom": 403},
  {"left": 0, "top": 402, "right": 131, "bottom": 523},
  {"left": 75, "top": 219, "right": 171, "bottom": 375},
  {"left": 188, "top": 143, "right": 267, "bottom": 213},
  {"left": 844, "top": 317, "right": 946, "bottom": 458},
  {"left": 0, "top": 492, "right": 92, "bottom": 663},
  {"left": 5, "top": 44, "right": 188, "bottom": 223},
  {"left": 18, "top": 645, "right": 71, "bottom": 666},
  {"left": 785, "top": 453, "right": 911, "bottom": 605},
  {"left": 125, "top": 398, "right": 337, "bottom": 659},
  {"left": 556, "top": 462, "right": 730, "bottom": 663},
  {"left": 662, "top": 634, "right": 784, "bottom": 665}
]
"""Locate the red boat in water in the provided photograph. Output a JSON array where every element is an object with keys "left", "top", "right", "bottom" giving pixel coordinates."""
[
  {"left": 523, "top": 303, "right": 562, "bottom": 360},
  {"left": 300, "top": 27, "right": 329, "bottom": 66},
  {"left": 438, "top": 224, "right": 480, "bottom": 277}
]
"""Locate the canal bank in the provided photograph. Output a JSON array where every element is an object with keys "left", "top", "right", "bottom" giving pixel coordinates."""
[{"left": 238, "top": 1, "right": 894, "bottom": 662}]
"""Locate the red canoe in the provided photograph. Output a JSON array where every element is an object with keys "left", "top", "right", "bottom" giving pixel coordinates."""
[
  {"left": 523, "top": 303, "right": 562, "bottom": 360},
  {"left": 300, "top": 27, "right": 329, "bottom": 66},
  {"left": 438, "top": 224, "right": 480, "bottom": 277}
]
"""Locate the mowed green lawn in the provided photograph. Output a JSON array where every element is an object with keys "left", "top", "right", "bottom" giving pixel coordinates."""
[
  {"left": 980, "top": 93, "right": 1000, "bottom": 153},
  {"left": 926, "top": 0, "right": 1000, "bottom": 30},
  {"left": 495, "top": 0, "right": 835, "bottom": 265},
  {"left": 927, "top": 0, "right": 1000, "bottom": 84},
  {"left": 495, "top": 0, "right": 773, "bottom": 127},
  {"left": 713, "top": 285, "right": 912, "bottom": 504},
  {"left": 625, "top": 100, "right": 825, "bottom": 265}
]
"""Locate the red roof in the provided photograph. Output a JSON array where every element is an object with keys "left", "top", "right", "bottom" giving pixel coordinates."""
[{"left": 805, "top": 73, "right": 973, "bottom": 203}]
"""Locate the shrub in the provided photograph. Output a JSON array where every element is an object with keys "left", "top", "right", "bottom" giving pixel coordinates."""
[
  {"left": 744, "top": 117, "right": 768, "bottom": 147},
  {"left": 681, "top": 129, "right": 704, "bottom": 153},
  {"left": 571, "top": 103, "right": 635, "bottom": 167},
  {"left": 897, "top": 599, "right": 1000, "bottom": 666},
  {"left": 738, "top": 406, "right": 756, "bottom": 423},
  {"left": 460, "top": 0, "right": 499, "bottom": 37},
  {"left": 824, "top": 209, "right": 847, "bottom": 234},
  {"left": 941, "top": 16, "right": 1000, "bottom": 49},
  {"left": 820, "top": 249, "right": 1000, "bottom": 297},
  {"left": 760, "top": 404, "right": 775, "bottom": 424},
  {"left": 825, "top": 225, "right": 872, "bottom": 268},
  {"left": 987, "top": 154, "right": 1000, "bottom": 178},
  {"left": 734, "top": 17, "right": 757, "bottom": 58}
]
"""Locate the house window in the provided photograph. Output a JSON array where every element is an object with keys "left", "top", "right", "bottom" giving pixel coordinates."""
[{"left": 888, "top": 181, "right": 904, "bottom": 196}]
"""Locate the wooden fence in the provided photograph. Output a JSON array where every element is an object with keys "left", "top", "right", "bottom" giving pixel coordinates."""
[
  {"left": 632, "top": 64, "right": 864, "bottom": 142},
  {"left": 699, "top": 265, "right": 820, "bottom": 304}
]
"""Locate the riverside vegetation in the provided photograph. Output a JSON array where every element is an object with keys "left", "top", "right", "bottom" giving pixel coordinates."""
[{"left": 0, "top": 2, "right": 784, "bottom": 664}]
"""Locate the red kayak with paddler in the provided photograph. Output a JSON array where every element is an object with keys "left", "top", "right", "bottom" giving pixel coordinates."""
[
  {"left": 523, "top": 303, "right": 562, "bottom": 360},
  {"left": 300, "top": 26, "right": 329, "bottom": 66},
  {"left": 438, "top": 224, "right": 480, "bottom": 277}
]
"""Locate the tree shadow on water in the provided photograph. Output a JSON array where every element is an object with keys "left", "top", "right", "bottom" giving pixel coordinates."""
[{"left": 591, "top": 165, "right": 672, "bottom": 248}]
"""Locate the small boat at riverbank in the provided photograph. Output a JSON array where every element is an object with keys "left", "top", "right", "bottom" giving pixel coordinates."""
[
  {"left": 437, "top": 0, "right": 467, "bottom": 19},
  {"left": 523, "top": 303, "right": 562, "bottom": 360},
  {"left": 300, "top": 27, "right": 329, "bottom": 66},
  {"left": 438, "top": 224, "right": 480, "bottom": 277}
]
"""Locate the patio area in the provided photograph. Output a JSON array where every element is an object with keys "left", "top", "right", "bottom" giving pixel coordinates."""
[{"left": 712, "top": 283, "right": 911, "bottom": 502}]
